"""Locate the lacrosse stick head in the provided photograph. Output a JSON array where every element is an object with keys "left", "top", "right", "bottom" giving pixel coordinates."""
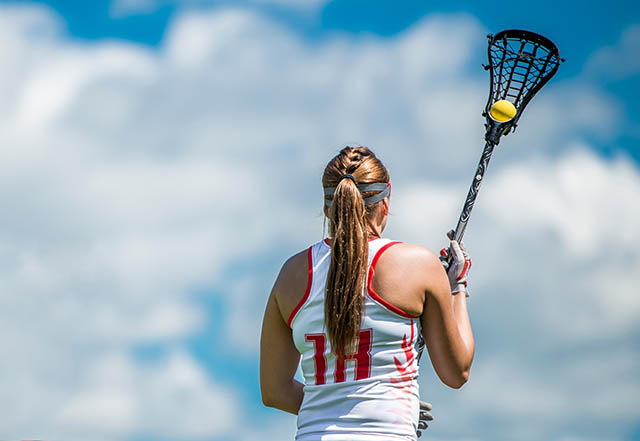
[{"left": 483, "top": 29, "right": 563, "bottom": 145}]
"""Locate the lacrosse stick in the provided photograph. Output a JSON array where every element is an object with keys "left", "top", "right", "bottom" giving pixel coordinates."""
[{"left": 451, "top": 29, "right": 563, "bottom": 245}]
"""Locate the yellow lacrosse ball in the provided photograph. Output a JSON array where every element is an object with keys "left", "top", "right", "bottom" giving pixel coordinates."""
[{"left": 490, "top": 100, "right": 517, "bottom": 122}]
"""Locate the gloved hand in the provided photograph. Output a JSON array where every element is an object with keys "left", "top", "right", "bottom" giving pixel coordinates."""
[
  {"left": 439, "top": 230, "right": 472, "bottom": 296},
  {"left": 416, "top": 401, "right": 433, "bottom": 437}
]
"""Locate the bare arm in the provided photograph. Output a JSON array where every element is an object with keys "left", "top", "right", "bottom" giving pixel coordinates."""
[
  {"left": 451, "top": 289, "right": 474, "bottom": 364},
  {"left": 259, "top": 256, "right": 307, "bottom": 414},
  {"left": 421, "top": 251, "right": 474, "bottom": 388}
]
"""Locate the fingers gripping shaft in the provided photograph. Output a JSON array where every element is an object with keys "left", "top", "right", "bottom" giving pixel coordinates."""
[{"left": 439, "top": 231, "right": 472, "bottom": 297}]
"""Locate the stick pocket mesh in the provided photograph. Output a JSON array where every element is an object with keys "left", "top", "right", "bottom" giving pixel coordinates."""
[{"left": 483, "top": 29, "right": 563, "bottom": 145}]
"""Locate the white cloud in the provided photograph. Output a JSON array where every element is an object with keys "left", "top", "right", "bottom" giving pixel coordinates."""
[
  {"left": 0, "top": 3, "right": 638, "bottom": 441},
  {"left": 224, "top": 276, "right": 269, "bottom": 355},
  {"left": 479, "top": 149, "right": 640, "bottom": 337},
  {"left": 586, "top": 24, "right": 640, "bottom": 79},
  {"left": 484, "top": 148, "right": 640, "bottom": 257},
  {"left": 469, "top": 350, "right": 638, "bottom": 421},
  {"left": 57, "top": 351, "right": 238, "bottom": 438},
  {"left": 16, "top": 44, "right": 156, "bottom": 129}
]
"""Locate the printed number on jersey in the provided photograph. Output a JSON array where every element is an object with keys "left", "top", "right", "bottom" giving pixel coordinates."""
[{"left": 305, "top": 329, "right": 373, "bottom": 385}]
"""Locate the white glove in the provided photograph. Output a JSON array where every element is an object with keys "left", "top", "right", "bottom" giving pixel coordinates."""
[{"left": 439, "top": 232, "right": 472, "bottom": 296}]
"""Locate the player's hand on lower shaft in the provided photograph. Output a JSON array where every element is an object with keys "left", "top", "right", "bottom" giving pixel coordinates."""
[
  {"left": 417, "top": 401, "right": 433, "bottom": 437},
  {"left": 439, "top": 230, "right": 472, "bottom": 296}
]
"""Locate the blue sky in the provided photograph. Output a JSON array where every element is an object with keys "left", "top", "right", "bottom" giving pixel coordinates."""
[{"left": 0, "top": 1, "right": 638, "bottom": 440}]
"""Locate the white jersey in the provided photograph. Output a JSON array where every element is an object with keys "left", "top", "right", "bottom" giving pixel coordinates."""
[{"left": 288, "top": 238, "right": 422, "bottom": 441}]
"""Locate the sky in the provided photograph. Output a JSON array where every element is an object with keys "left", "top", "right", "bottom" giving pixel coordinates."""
[{"left": 0, "top": 1, "right": 638, "bottom": 441}]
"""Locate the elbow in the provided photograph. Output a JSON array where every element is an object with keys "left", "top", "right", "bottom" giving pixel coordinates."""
[
  {"left": 261, "top": 384, "right": 282, "bottom": 408},
  {"left": 449, "top": 369, "right": 470, "bottom": 389},
  {"left": 448, "top": 348, "right": 474, "bottom": 389},
  {"left": 261, "top": 390, "right": 276, "bottom": 408},
  {"left": 442, "top": 368, "right": 470, "bottom": 389},
  {"left": 260, "top": 383, "right": 277, "bottom": 408}
]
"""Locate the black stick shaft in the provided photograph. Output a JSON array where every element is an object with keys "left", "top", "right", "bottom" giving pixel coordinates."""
[{"left": 453, "top": 141, "right": 496, "bottom": 243}]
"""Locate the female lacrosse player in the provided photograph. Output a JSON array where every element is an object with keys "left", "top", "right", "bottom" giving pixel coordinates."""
[{"left": 260, "top": 146, "right": 474, "bottom": 440}]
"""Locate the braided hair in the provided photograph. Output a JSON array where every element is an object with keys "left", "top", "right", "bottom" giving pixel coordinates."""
[{"left": 322, "top": 147, "right": 390, "bottom": 357}]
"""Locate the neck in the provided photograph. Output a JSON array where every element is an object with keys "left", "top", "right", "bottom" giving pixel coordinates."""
[{"left": 367, "top": 224, "right": 382, "bottom": 238}]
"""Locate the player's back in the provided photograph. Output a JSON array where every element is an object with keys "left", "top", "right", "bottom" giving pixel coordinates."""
[{"left": 289, "top": 238, "right": 421, "bottom": 441}]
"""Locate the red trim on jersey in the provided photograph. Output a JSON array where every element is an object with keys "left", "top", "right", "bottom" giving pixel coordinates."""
[
  {"left": 367, "top": 241, "right": 420, "bottom": 319},
  {"left": 287, "top": 246, "right": 313, "bottom": 327},
  {"left": 322, "top": 236, "right": 380, "bottom": 247}
]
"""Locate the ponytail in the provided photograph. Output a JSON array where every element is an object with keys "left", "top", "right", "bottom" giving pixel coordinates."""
[
  {"left": 325, "top": 177, "right": 369, "bottom": 358},
  {"left": 322, "top": 147, "right": 389, "bottom": 358}
]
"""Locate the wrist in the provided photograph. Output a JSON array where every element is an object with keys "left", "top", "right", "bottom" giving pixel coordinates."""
[{"left": 451, "top": 283, "right": 469, "bottom": 297}]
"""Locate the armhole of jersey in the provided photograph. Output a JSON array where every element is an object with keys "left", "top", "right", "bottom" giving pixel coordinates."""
[
  {"left": 287, "top": 246, "right": 314, "bottom": 328},
  {"left": 367, "top": 241, "right": 421, "bottom": 319}
]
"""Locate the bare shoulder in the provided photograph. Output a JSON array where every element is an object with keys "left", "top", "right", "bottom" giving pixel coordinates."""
[
  {"left": 372, "top": 242, "right": 445, "bottom": 317},
  {"left": 272, "top": 248, "right": 311, "bottom": 322},
  {"left": 379, "top": 242, "right": 443, "bottom": 272},
  {"left": 376, "top": 243, "right": 449, "bottom": 295},
  {"left": 386, "top": 243, "right": 450, "bottom": 302},
  {"left": 278, "top": 249, "right": 309, "bottom": 287}
]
